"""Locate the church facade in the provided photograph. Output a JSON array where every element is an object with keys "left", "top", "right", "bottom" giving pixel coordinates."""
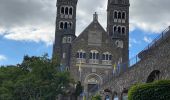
[{"left": 53, "top": 0, "right": 130, "bottom": 98}]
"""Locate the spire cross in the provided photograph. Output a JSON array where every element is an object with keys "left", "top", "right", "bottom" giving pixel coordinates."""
[{"left": 93, "top": 12, "right": 98, "bottom": 21}]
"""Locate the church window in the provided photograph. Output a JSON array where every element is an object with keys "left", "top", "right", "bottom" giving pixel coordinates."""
[
  {"left": 65, "top": 7, "right": 69, "bottom": 15},
  {"left": 102, "top": 54, "right": 105, "bottom": 60},
  {"left": 90, "top": 50, "right": 99, "bottom": 60},
  {"left": 67, "top": 37, "right": 72, "bottom": 43},
  {"left": 122, "top": 27, "right": 126, "bottom": 35},
  {"left": 80, "top": 52, "right": 83, "bottom": 58},
  {"left": 114, "top": 11, "right": 118, "bottom": 19},
  {"left": 118, "top": 12, "right": 121, "bottom": 19},
  {"left": 118, "top": 26, "right": 121, "bottom": 34},
  {"left": 90, "top": 53, "right": 92, "bottom": 59},
  {"left": 61, "top": 7, "right": 64, "bottom": 14},
  {"left": 69, "top": 7, "right": 73, "bottom": 15},
  {"left": 106, "top": 54, "right": 109, "bottom": 60},
  {"left": 102, "top": 52, "right": 112, "bottom": 65},
  {"left": 109, "top": 55, "right": 112, "bottom": 60},
  {"left": 64, "top": 22, "right": 68, "bottom": 29},
  {"left": 77, "top": 50, "right": 86, "bottom": 59},
  {"left": 62, "top": 37, "right": 67, "bottom": 43},
  {"left": 102, "top": 52, "right": 112, "bottom": 61},
  {"left": 60, "top": 22, "right": 64, "bottom": 29},
  {"left": 113, "top": 26, "right": 117, "bottom": 34},
  {"left": 122, "top": 12, "right": 126, "bottom": 19},
  {"left": 83, "top": 53, "right": 86, "bottom": 58}
]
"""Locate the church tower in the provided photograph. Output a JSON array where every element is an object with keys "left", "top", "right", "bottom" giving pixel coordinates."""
[
  {"left": 107, "top": 0, "right": 130, "bottom": 71},
  {"left": 53, "top": 0, "right": 78, "bottom": 69}
]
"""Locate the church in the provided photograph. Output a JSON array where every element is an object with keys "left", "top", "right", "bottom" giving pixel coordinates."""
[{"left": 53, "top": 0, "right": 130, "bottom": 99}]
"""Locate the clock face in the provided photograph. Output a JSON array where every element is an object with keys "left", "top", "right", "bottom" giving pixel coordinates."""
[{"left": 115, "top": 40, "right": 123, "bottom": 48}]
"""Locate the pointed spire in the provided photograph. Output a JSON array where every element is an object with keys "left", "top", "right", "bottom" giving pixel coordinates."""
[{"left": 93, "top": 12, "right": 98, "bottom": 22}]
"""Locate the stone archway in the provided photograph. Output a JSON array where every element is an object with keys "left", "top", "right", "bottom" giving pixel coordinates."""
[
  {"left": 84, "top": 73, "right": 103, "bottom": 98},
  {"left": 146, "top": 70, "right": 160, "bottom": 83}
]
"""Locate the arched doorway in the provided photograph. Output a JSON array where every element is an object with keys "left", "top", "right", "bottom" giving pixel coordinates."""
[
  {"left": 146, "top": 70, "right": 160, "bottom": 83},
  {"left": 84, "top": 73, "right": 102, "bottom": 94}
]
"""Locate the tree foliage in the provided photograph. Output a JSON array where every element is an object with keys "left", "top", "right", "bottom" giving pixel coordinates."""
[
  {"left": 0, "top": 54, "right": 73, "bottom": 100},
  {"left": 128, "top": 80, "right": 170, "bottom": 100},
  {"left": 91, "top": 94, "right": 102, "bottom": 100}
]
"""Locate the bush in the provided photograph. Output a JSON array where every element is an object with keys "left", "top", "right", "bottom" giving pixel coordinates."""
[
  {"left": 91, "top": 94, "right": 102, "bottom": 100},
  {"left": 128, "top": 80, "right": 170, "bottom": 100}
]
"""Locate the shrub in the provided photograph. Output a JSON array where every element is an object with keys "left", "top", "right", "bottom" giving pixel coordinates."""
[
  {"left": 128, "top": 80, "right": 170, "bottom": 100},
  {"left": 91, "top": 94, "right": 102, "bottom": 100}
]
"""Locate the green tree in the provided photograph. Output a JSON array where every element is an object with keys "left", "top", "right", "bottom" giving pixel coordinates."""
[{"left": 0, "top": 54, "right": 73, "bottom": 100}]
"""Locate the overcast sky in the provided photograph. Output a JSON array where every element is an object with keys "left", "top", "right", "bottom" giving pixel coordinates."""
[{"left": 0, "top": 0, "right": 170, "bottom": 65}]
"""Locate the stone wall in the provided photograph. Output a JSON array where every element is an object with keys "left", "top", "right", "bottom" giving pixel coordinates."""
[{"left": 99, "top": 30, "right": 170, "bottom": 100}]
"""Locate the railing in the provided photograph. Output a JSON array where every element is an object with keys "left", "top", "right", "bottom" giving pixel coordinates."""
[{"left": 90, "top": 26, "right": 170, "bottom": 96}]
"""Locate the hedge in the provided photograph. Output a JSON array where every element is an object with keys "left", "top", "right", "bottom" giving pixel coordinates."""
[{"left": 128, "top": 80, "right": 170, "bottom": 100}]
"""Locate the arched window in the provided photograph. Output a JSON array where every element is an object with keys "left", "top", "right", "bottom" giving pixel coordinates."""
[
  {"left": 118, "top": 26, "right": 121, "bottom": 34},
  {"left": 61, "top": 7, "right": 64, "bottom": 14},
  {"left": 62, "top": 37, "right": 67, "bottom": 43},
  {"left": 90, "top": 50, "right": 99, "bottom": 60},
  {"left": 77, "top": 50, "right": 86, "bottom": 59},
  {"left": 64, "top": 22, "right": 68, "bottom": 29},
  {"left": 65, "top": 7, "right": 69, "bottom": 15},
  {"left": 102, "top": 52, "right": 112, "bottom": 61},
  {"left": 122, "top": 12, "right": 126, "bottom": 19},
  {"left": 113, "top": 26, "right": 117, "bottom": 34},
  {"left": 67, "top": 36, "right": 72, "bottom": 43},
  {"left": 69, "top": 7, "right": 73, "bottom": 15},
  {"left": 114, "top": 11, "right": 118, "bottom": 19},
  {"left": 60, "top": 22, "right": 64, "bottom": 29},
  {"left": 118, "top": 12, "right": 121, "bottom": 19},
  {"left": 122, "top": 27, "right": 126, "bottom": 35}
]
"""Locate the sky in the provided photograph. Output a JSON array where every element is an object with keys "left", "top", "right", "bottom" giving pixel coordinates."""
[{"left": 0, "top": 0, "right": 170, "bottom": 66}]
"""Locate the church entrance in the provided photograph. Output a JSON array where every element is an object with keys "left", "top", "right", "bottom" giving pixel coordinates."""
[
  {"left": 88, "top": 84, "right": 99, "bottom": 92},
  {"left": 84, "top": 73, "right": 102, "bottom": 99}
]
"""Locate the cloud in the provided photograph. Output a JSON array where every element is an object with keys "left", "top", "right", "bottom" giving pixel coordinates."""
[
  {"left": 0, "top": 0, "right": 170, "bottom": 45},
  {"left": 130, "top": 0, "right": 170, "bottom": 33},
  {"left": 0, "top": 55, "right": 7, "bottom": 61},
  {"left": 4, "top": 25, "right": 54, "bottom": 46},
  {"left": 143, "top": 36, "right": 152, "bottom": 43},
  {"left": 0, "top": 0, "right": 56, "bottom": 45}
]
